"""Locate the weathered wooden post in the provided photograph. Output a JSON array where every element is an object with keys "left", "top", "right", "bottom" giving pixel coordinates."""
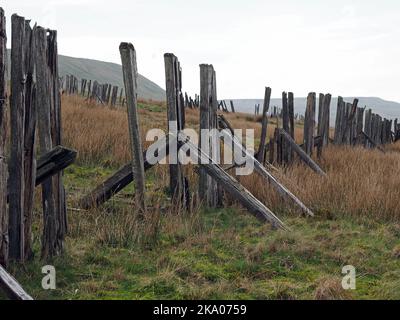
[
  {"left": 256, "top": 87, "right": 271, "bottom": 164},
  {"left": 22, "top": 22, "right": 37, "bottom": 260},
  {"left": 342, "top": 99, "right": 358, "bottom": 145},
  {"left": 303, "top": 92, "right": 316, "bottom": 155},
  {"left": 317, "top": 94, "right": 331, "bottom": 157},
  {"left": 111, "top": 85, "right": 118, "bottom": 107},
  {"left": 334, "top": 97, "right": 344, "bottom": 144},
  {"left": 119, "top": 43, "right": 146, "bottom": 214},
  {"left": 0, "top": 7, "right": 8, "bottom": 266},
  {"left": 230, "top": 100, "right": 235, "bottom": 113},
  {"left": 9, "top": 14, "right": 26, "bottom": 262},
  {"left": 282, "top": 92, "right": 290, "bottom": 163},
  {"left": 35, "top": 26, "right": 60, "bottom": 259},
  {"left": 164, "top": 53, "right": 188, "bottom": 207},
  {"left": 48, "top": 30, "right": 67, "bottom": 251},
  {"left": 199, "top": 64, "right": 218, "bottom": 207},
  {"left": 87, "top": 79, "right": 92, "bottom": 99},
  {"left": 355, "top": 107, "right": 364, "bottom": 144}
]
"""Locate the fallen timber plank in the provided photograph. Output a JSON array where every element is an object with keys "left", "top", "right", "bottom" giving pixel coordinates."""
[
  {"left": 36, "top": 146, "right": 77, "bottom": 186},
  {"left": 6, "top": 146, "right": 77, "bottom": 202},
  {"left": 177, "top": 132, "right": 287, "bottom": 230},
  {"left": 279, "top": 129, "right": 327, "bottom": 176},
  {"left": 218, "top": 119, "right": 314, "bottom": 217},
  {"left": 360, "top": 131, "right": 385, "bottom": 154},
  {"left": 78, "top": 136, "right": 170, "bottom": 210},
  {"left": 0, "top": 264, "right": 33, "bottom": 300},
  {"left": 218, "top": 114, "right": 279, "bottom": 173}
]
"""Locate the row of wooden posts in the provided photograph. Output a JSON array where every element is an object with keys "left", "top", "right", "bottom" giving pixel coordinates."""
[
  {"left": 62, "top": 73, "right": 239, "bottom": 114},
  {"left": 263, "top": 91, "right": 399, "bottom": 167},
  {"left": 0, "top": 9, "right": 78, "bottom": 300},
  {"left": 1, "top": 7, "right": 400, "bottom": 300}
]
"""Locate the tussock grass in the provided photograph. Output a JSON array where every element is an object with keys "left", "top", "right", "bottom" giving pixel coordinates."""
[{"left": 5, "top": 95, "right": 400, "bottom": 300}]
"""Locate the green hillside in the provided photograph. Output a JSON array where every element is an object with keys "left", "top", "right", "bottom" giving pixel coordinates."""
[{"left": 7, "top": 50, "right": 166, "bottom": 101}]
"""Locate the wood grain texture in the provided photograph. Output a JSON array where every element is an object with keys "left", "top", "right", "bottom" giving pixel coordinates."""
[
  {"left": 0, "top": 264, "right": 33, "bottom": 300},
  {"left": 35, "top": 26, "right": 59, "bottom": 259},
  {"left": 0, "top": 7, "right": 8, "bottom": 266},
  {"left": 9, "top": 14, "right": 26, "bottom": 262}
]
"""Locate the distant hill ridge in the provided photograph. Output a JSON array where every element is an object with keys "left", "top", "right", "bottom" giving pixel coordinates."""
[{"left": 7, "top": 50, "right": 166, "bottom": 101}]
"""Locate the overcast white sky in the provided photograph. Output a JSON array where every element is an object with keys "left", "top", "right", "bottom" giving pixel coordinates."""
[{"left": 2, "top": 0, "right": 400, "bottom": 101}]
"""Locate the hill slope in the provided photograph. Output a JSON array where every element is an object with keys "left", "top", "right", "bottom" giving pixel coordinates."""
[{"left": 7, "top": 50, "right": 166, "bottom": 101}]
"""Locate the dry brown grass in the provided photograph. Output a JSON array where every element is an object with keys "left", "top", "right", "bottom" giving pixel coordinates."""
[{"left": 62, "top": 95, "right": 400, "bottom": 222}]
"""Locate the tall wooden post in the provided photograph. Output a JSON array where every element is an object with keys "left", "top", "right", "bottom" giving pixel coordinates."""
[
  {"left": 288, "top": 92, "right": 295, "bottom": 161},
  {"left": 257, "top": 87, "right": 271, "bottom": 164},
  {"left": 0, "top": 8, "right": 8, "bottom": 266},
  {"left": 282, "top": 92, "right": 290, "bottom": 163},
  {"left": 199, "top": 64, "right": 218, "bottom": 207},
  {"left": 9, "top": 14, "right": 26, "bottom": 262},
  {"left": 303, "top": 93, "right": 316, "bottom": 155},
  {"left": 164, "top": 53, "right": 188, "bottom": 207},
  {"left": 48, "top": 30, "right": 67, "bottom": 251},
  {"left": 22, "top": 22, "right": 37, "bottom": 260},
  {"left": 35, "top": 26, "right": 60, "bottom": 259},
  {"left": 119, "top": 43, "right": 146, "bottom": 215}
]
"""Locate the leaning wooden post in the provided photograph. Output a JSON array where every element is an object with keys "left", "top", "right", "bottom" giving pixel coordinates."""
[
  {"left": 9, "top": 14, "right": 26, "bottom": 262},
  {"left": 303, "top": 92, "right": 316, "bottom": 155},
  {"left": 279, "top": 129, "right": 326, "bottom": 176},
  {"left": 0, "top": 8, "right": 8, "bottom": 266},
  {"left": 35, "top": 26, "right": 59, "bottom": 259},
  {"left": 256, "top": 87, "right": 271, "bottom": 164},
  {"left": 119, "top": 43, "right": 146, "bottom": 214}
]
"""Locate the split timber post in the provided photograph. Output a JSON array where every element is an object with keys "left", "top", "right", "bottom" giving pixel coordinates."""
[
  {"left": 164, "top": 53, "right": 188, "bottom": 208},
  {"left": 0, "top": 8, "right": 8, "bottom": 266},
  {"left": 48, "top": 30, "right": 67, "bottom": 249},
  {"left": 22, "top": 21, "right": 37, "bottom": 259},
  {"left": 303, "top": 93, "right": 316, "bottom": 155},
  {"left": 341, "top": 99, "right": 359, "bottom": 145},
  {"left": 256, "top": 87, "right": 271, "bottom": 164},
  {"left": 334, "top": 97, "right": 344, "bottom": 144},
  {"left": 178, "top": 132, "right": 287, "bottom": 230},
  {"left": 8, "top": 14, "right": 26, "bottom": 262},
  {"left": 36, "top": 26, "right": 61, "bottom": 259},
  {"left": 288, "top": 92, "right": 295, "bottom": 160},
  {"left": 282, "top": 92, "right": 290, "bottom": 163},
  {"left": 199, "top": 64, "right": 219, "bottom": 208},
  {"left": 119, "top": 43, "right": 146, "bottom": 215},
  {"left": 317, "top": 94, "right": 331, "bottom": 157}
]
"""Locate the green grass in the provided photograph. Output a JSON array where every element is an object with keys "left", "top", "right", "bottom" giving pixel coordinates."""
[{"left": 3, "top": 194, "right": 400, "bottom": 300}]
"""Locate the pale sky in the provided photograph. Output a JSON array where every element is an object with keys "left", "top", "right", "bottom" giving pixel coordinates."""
[{"left": 2, "top": 0, "right": 400, "bottom": 101}]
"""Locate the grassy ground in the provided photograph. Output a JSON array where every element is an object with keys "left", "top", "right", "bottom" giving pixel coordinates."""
[{"left": 2, "top": 96, "right": 400, "bottom": 300}]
